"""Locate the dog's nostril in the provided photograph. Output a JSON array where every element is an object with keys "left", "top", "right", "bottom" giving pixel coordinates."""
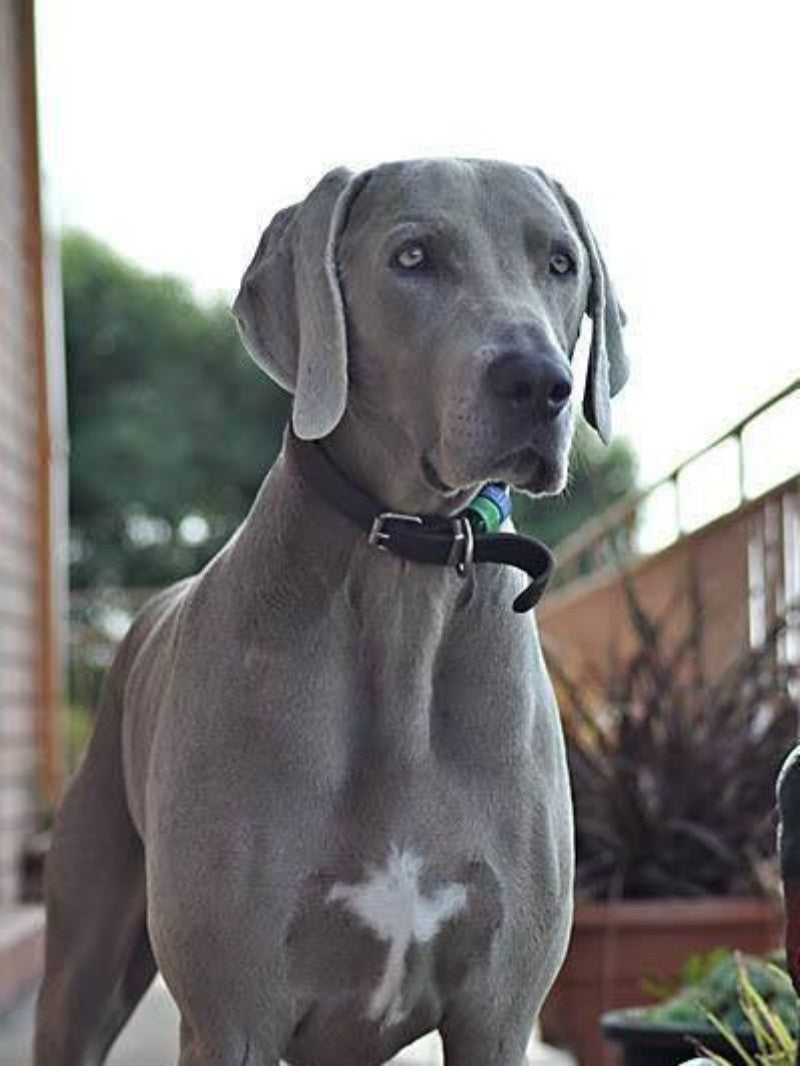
[{"left": 548, "top": 376, "right": 573, "bottom": 411}]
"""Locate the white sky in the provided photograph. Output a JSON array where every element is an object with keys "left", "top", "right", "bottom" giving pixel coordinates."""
[{"left": 36, "top": 0, "right": 799, "bottom": 486}]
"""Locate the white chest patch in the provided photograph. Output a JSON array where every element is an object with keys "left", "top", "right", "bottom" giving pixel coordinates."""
[{"left": 327, "top": 845, "right": 468, "bottom": 1027}]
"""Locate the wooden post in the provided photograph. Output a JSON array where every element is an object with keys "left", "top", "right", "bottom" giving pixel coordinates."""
[{"left": 17, "top": 0, "right": 65, "bottom": 806}]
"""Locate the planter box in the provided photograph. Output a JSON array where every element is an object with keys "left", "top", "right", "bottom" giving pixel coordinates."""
[{"left": 540, "top": 897, "right": 783, "bottom": 1066}]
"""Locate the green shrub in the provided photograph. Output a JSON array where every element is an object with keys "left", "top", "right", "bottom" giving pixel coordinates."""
[
  {"left": 696, "top": 953, "right": 797, "bottom": 1065},
  {"left": 622, "top": 951, "right": 796, "bottom": 1037}
]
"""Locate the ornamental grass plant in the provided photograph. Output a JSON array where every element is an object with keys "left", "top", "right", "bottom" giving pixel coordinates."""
[{"left": 691, "top": 952, "right": 797, "bottom": 1066}]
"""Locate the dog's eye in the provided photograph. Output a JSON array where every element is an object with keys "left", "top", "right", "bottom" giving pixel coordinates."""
[
  {"left": 549, "top": 252, "right": 575, "bottom": 277},
  {"left": 394, "top": 243, "right": 427, "bottom": 270}
]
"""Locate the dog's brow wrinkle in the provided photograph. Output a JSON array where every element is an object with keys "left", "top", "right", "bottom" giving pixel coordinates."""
[{"left": 387, "top": 218, "right": 460, "bottom": 238}]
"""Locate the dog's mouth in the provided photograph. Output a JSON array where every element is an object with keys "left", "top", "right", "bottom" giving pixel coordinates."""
[
  {"left": 498, "top": 446, "right": 565, "bottom": 495},
  {"left": 421, "top": 453, "right": 459, "bottom": 496},
  {"left": 420, "top": 451, "right": 469, "bottom": 496},
  {"left": 422, "top": 445, "right": 566, "bottom": 498}
]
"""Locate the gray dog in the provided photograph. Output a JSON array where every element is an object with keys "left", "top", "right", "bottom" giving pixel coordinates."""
[{"left": 34, "top": 159, "right": 628, "bottom": 1066}]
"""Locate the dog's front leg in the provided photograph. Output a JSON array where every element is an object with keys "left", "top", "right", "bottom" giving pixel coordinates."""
[
  {"left": 177, "top": 1026, "right": 277, "bottom": 1066},
  {"left": 169, "top": 977, "right": 286, "bottom": 1066},
  {"left": 439, "top": 994, "right": 538, "bottom": 1066},
  {"left": 147, "top": 839, "right": 292, "bottom": 1066},
  {"left": 152, "top": 924, "right": 288, "bottom": 1066}
]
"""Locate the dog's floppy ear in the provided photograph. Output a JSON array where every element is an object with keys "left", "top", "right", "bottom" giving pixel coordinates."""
[
  {"left": 545, "top": 177, "right": 630, "bottom": 443},
  {"left": 233, "top": 167, "right": 368, "bottom": 440}
]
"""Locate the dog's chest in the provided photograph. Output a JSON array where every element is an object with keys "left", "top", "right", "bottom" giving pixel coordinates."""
[
  {"left": 314, "top": 566, "right": 544, "bottom": 763},
  {"left": 219, "top": 567, "right": 569, "bottom": 1056},
  {"left": 284, "top": 842, "right": 502, "bottom": 1063}
]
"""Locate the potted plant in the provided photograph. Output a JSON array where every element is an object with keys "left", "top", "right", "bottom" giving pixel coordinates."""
[
  {"left": 539, "top": 582, "right": 798, "bottom": 1066},
  {"left": 602, "top": 950, "right": 797, "bottom": 1066}
]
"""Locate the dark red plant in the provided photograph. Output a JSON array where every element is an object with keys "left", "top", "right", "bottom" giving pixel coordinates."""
[{"left": 550, "top": 579, "right": 799, "bottom": 901}]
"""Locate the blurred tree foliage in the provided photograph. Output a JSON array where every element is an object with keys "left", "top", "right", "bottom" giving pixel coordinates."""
[
  {"left": 64, "top": 231, "right": 635, "bottom": 589},
  {"left": 64, "top": 231, "right": 289, "bottom": 588}
]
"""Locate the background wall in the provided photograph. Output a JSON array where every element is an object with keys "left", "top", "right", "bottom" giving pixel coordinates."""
[{"left": 0, "top": 0, "right": 65, "bottom": 919}]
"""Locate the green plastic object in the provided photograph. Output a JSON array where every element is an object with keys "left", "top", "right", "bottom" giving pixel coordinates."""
[{"left": 465, "top": 494, "right": 504, "bottom": 533}]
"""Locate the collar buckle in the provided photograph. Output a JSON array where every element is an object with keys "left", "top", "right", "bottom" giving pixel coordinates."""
[{"left": 368, "top": 512, "right": 423, "bottom": 551}]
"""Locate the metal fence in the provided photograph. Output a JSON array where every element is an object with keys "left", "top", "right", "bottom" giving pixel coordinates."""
[{"left": 539, "top": 381, "right": 800, "bottom": 688}]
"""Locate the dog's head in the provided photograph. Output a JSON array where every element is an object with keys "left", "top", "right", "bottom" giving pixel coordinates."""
[{"left": 234, "top": 160, "right": 628, "bottom": 504}]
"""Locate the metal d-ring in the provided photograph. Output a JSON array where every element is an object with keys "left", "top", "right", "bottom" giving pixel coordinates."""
[{"left": 449, "top": 516, "right": 474, "bottom": 578}]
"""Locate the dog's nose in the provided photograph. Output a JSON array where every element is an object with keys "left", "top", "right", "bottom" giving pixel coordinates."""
[{"left": 486, "top": 352, "right": 573, "bottom": 419}]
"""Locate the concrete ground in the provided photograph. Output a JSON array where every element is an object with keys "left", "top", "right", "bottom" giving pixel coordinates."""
[{"left": 0, "top": 978, "right": 576, "bottom": 1066}]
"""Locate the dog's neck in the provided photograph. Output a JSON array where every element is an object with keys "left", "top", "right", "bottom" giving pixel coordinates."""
[
  {"left": 228, "top": 428, "right": 536, "bottom": 760},
  {"left": 236, "top": 433, "right": 473, "bottom": 758},
  {"left": 323, "top": 409, "right": 477, "bottom": 518},
  {"left": 238, "top": 428, "right": 467, "bottom": 600},
  {"left": 238, "top": 423, "right": 536, "bottom": 621}
]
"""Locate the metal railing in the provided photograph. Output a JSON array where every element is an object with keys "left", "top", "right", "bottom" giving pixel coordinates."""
[{"left": 554, "top": 378, "right": 799, "bottom": 588}]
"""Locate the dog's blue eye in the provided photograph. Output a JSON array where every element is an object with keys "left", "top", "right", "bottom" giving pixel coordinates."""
[
  {"left": 549, "top": 252, "right": 575, "bottom": 276},
  {"left": 395, "top": 244, "right": 427, "bottom": 270}
]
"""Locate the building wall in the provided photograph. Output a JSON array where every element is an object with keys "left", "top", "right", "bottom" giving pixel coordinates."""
[{"left": 0, "top": 0, "right": 61, "bottom": 910}]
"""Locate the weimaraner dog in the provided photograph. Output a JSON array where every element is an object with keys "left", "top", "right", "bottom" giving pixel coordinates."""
[{"left": 35, "top": 159, "right": 628, "bottom": 1066}]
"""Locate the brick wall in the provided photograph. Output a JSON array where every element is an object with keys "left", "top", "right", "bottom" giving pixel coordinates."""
[{"left": 0, "top": 0, "right": 49, "bottom": 908}]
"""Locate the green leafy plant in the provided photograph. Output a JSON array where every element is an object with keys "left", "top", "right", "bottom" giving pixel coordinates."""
[
  {"left": 695, "top": 953, "right": 797, "bottom": 1065},
  {"left": 612, "top": 952, "right": 797, "bottom": 1064},
  {"left": 62, "top": 230, "right": 291, "bottom": 590},
  {"left": 636, "top": 952, "right": 795, "bottom": 1033},
  {"left": 643, "top": 948, "right": 733, "bottom": 1003}
]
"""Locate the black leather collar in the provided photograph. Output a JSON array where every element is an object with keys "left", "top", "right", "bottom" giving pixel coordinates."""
[{"left": 290, "top": 431, "right": 554, "bottom": 613}]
